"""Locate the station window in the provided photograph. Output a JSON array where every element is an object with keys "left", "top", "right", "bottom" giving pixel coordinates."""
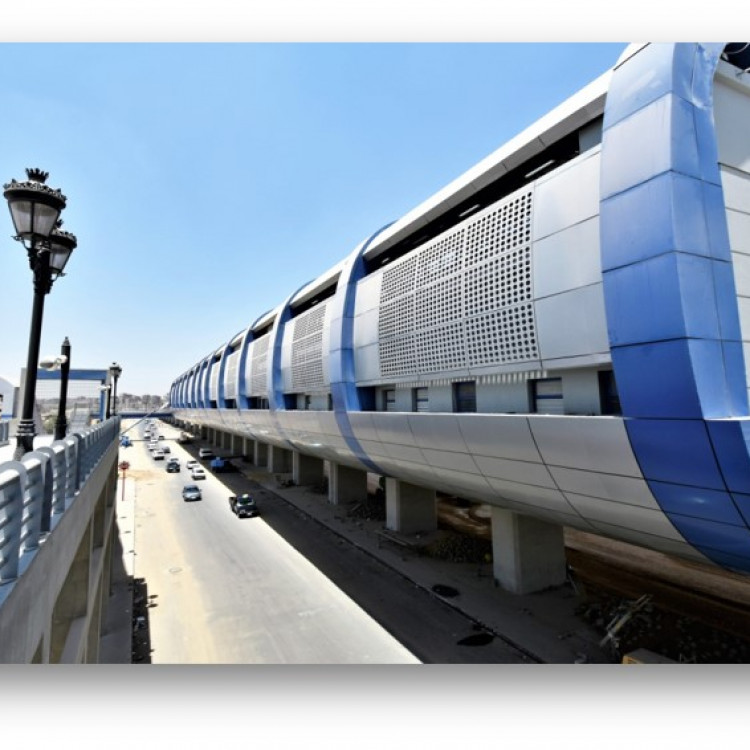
[
  {"left": 383, "top": 389, "right": 396, "bottom": 412},
  {"left": 531, "top": 377, "right": 563, "bottom": 415},
  {"left": 453, "top": 381, "right": 476, "bottom": 413},
  {"left": 598, "top": 370, "right": 622, "bottom": 416},
  {"left": 304, "top": 395, "right": 311, "bottom": 410},
  {"left": 413, "top": 387, "right": 429, "bottom": 412}
]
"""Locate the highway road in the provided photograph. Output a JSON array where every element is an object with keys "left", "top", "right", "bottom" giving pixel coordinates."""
[{"left": 127, "top": 420, "right": 419, "bottom": 664}]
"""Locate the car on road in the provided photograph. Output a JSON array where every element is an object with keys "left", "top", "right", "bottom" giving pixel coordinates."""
[
  {"left": 166, "top": 458, "right": 180, "bottom": 473},
  {"left": 153, "top": 449, "right": 166, "bottom": 460},
  {"left": 182, "top": 484, "right": 202, "bottom": 502},
  {"left": 198, "top": 448, "right": 215, "bottom": 460},
  {"left": 161, "top": 445, "right": 171, "bottom": 454},
  {"left": 191, "top": 466, "right": 206, "bottom": 480},
  {"left": 186, "top": 459, "right": 199, "bottom": 470},
  {"left": 228, "top": 493, "right": 258, "bottom": 518}
]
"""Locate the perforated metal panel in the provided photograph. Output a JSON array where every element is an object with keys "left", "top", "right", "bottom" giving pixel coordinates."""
[
  {"left": 291, "top": 302, "right": 328, "bottom": 391},
  {"left": 249, "top": 335, "right": 269, "bottom": 396},
  {"left": 377, "top": 187, "right": 538, "bottom": 377},
  {"left": 224, "top": 350, "right": 240, "bottom": 400}
]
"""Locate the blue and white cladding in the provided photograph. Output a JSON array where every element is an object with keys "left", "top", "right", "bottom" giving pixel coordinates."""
[
  {"left": 601, "top": 43, "right": 750, "bottom": 572},
  {"left": 170, "top": 43, "right": 750, "bottom": 577}
]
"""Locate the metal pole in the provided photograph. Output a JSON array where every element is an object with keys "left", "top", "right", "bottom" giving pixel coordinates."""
[
  {"left": 105, "top": 385, "right": 112, "bottom": 419},
  {"left": 112, "top": 375, "right": 118, "bottom": 415},
  {"left": 54, "top": 336, "right": 71, "bottom": 440},
  {"left": 14, "top": 248, "right": 50, "bottom": 459}
]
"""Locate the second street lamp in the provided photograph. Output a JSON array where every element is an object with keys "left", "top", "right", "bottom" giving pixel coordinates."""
[
  {"left": 109, "top": 362, "right": 122, "bottom": 417},
  {"left": 4, "top": 169, "right": 75, "bottom": 459},
  {"left": 54, "top": 337, "right": 71, "bottom": 441}
]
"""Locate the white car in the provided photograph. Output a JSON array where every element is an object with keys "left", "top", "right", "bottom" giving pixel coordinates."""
[
  {"left": 186, "top": 459, "right": 199, "bottom": 470},
  {"left": 153, "top": 449, "right": 166, "bottom": 460},
  {"left": 191, "top": 466, "right": 206, "bottom": 480}
]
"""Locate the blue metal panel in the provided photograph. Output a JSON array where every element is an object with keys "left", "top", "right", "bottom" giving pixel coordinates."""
[
  {"left": 625, "top": 419, "right": 726, "bottom": 490},
  {"left": 611, "top": 341, "right": 703, "bottom": 418},
  {"left": 604, "top": 253, "right": 722, "bottom": 347},
  {"left": 706, "top": 421, "right": 750, "bottom": 494},
  {"left": 667, "top": 514, "right": 750, "bottom": 571},
  {"left": 648, "top": 481, "right": 746, "bottom": 525}
]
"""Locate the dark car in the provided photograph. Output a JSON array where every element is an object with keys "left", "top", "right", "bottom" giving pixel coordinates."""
[
  {"left": 166, "top": 459, "right": 180, "bottom": 473},
  {"left": 182, "top": 484, "right": 202, "bottom": 502},
  {"left": 229, "top": 493, "right": 258, "bottom": 518}
]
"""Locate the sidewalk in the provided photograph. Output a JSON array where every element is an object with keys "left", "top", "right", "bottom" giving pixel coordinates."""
[
  {"left": 235, "top": 465, "right": 612, "bottom": 664},
  {"left": 99, "top": 466, "right": 137, "bottom": 663}
]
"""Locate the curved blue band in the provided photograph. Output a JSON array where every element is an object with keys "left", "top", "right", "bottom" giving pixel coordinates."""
[
  {"left": 601, "top": 43, "right": 750, "bottom": 571},
  {"left": 329, "top": 224, "right": 394, "bottom": 474}
]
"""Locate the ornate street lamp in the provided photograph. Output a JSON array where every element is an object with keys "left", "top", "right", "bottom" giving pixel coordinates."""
[
  {"left": 4, "top": 169, "right": 75, "bottom": 458},
  {"left": 109, "top": 362, "right": 122, "bottom": 416}
]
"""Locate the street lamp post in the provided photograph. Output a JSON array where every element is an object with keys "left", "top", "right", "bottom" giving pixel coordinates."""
[
  {"left": 4, "top": 169, "right": 76, "bottom": 459},
  {"left": 53, "top": 337, "right": 71, "bottom": 440},
  {"left": 109, "top": 362, "right": 122, "bottom": 417},
  {"left": 104, "top": 384, "right": 112, "bottom": 419}
]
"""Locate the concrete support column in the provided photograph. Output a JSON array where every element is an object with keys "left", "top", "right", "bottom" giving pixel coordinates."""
[
  {"left": 292, "top": 452, "right": 325, "bottom": 486},
  {"left": 253, "top": 440, "right": 268, "bottom": 467},
  {"left": 242, "top": 437, "right": 252, "bottom": 462},
  {"left": 230, "top": 433, "right": 241, "bottom": 455},
  {"left": 385, "top": 478, "right": 437, "bottom": 534},
  {"left": 328, "top": 462, "right": 368, "bottom": 506},
  {"left": 490, "top": 507, "right": 567, "bottom": 595},
  {"left": 268, "top": 445, "right": 292, "bottom": 474}
]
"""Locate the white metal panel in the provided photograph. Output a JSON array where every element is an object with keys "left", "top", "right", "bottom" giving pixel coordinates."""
[
  {"left": 565, "top": 493, "right": 686, "bottom": 540},
  {"left": 714, "top": 73, "right": 750, "bottom": 174},
  {"left": 720, "top": 166, "right": 750, "bottom": 212},
  {"left": 352, "top": 308, "right": 379, "bottom": 349},
  {"left": 535, "top": 284, "right": 609, "bottom": 361},
  {"left": 484, "top": 477, "right": 575, "bottom": 515},
  {"left": 458, "top": 415, "right": 543, "bottom": 463},
  {"left": 419, "top": 448, "right": 481, "bottom": 474},
  {"left": 532, "top": 150, "right": 601, "bottom": 241},
  {"left": 726, "top": 208, "right": 750, "bottom": 254},
  {"left": 408, "top": 414, "right": 466, "bottom": 453},
  {"left": 529, "top": 416, "right": 643, "bottom": 476},
  {"left": 353, "top": 342, "right": 381, "bottom": 383},
  {"left": 280, "top": 320, "right": 294, "bottom": 393},
  {"left": 549, "top": 466, "right": 660, "bottom": 509},
  {"left": 370, "top": 413, "right": 417, "bottom": 446},
  {"left": 353, "top": 273, "right": 383, "bottom": 316},
  {"left": 533, "top": 217, "right": 601, "bottom": 300},
  {"left": 380, "top": 441, "right": 430, "bottom": 466},
  {"left": 732, "top": 252, "right": 750, "bottom": 318},
  {"left": 473, "top": 455, "right": 557, "bottom": 488},
  {"left": 346, "top": 413, "right": 379, "bottom": 444}
]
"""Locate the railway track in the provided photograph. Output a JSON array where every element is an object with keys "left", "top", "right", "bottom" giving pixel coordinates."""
[{"left": 565, "top": 530, "right": 750, "bottom": 661}]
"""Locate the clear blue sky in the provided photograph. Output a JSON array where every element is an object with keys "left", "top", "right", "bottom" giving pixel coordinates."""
[{"left": 0, "top": 42, "right": 626, "bottom": 396}]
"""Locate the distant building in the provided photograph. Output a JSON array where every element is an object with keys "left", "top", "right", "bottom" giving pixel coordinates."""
[{"left": 0, "top": 375, "right": 17, "bottom": 421}]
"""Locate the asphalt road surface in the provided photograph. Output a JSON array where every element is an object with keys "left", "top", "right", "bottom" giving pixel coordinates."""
[{"left": 127, "top": 420, "right": 530, "bottom": 664}]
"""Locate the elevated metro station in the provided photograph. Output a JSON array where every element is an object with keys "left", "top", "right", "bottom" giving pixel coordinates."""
[{"left": 170, "top": 43, "right": 750, "bottom": 593}]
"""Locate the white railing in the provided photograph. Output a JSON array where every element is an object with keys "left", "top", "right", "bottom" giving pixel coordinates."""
[{"left": 0, "top": 417, "right": 120, "bottom": 585}]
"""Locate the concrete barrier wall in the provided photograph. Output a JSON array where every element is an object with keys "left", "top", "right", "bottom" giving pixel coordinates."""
[{"left": 0, "top": 420, "right": 121, "bottom": 663}]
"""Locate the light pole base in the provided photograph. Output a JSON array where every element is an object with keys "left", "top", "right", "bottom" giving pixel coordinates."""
[{"left": 13, "top": 419, "right": 36, "bottom": 459}]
